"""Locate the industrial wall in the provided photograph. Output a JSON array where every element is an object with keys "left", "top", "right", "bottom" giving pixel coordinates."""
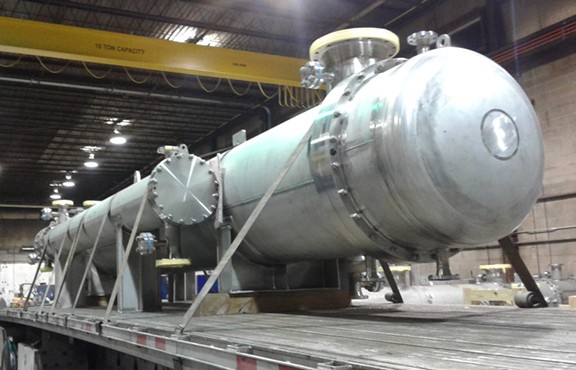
[
  {"left": 411, "top": 48, "right": 576, "bottom": 283},
  {"left": 500, "top": 0, "right": 576, "bottom": 40},
  {"left": 0, "top": 210, "right": 47, "bottom": 302},
  {"left": 405, "top": 1, "right": 576, "bottom": 282},
  {"left": 0, "top": 210, "right": 45, "bottom": 252},
  {"left": 516, "top": 51, "right": 576, "bottom": 277},
  {"left": 0, "top": 259, "right": 45, "bottom": 305}
]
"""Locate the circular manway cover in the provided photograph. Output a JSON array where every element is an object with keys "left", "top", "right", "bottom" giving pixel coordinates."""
[{"left": 149, "top": 154, "right": 217, "bottom": 225}]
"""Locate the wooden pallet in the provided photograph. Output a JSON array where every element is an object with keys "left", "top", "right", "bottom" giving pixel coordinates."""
[{"left": 463, "top": 287, "right": 523, "bottom": 306}]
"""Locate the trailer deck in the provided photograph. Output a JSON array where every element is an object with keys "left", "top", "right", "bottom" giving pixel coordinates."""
[{"left": 1, "top": 302, "right": 576, "bottom": 369}]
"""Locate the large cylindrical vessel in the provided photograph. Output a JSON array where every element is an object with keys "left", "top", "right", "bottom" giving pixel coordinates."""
[
  {"left": 220, "top": 46, "right": 543, "bottom": 264},
  {"left": 36, "top": 32, "right": 543, "bottom": 273}
]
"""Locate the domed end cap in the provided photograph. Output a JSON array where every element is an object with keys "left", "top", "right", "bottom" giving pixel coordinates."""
[
  {"left": 309, "top": 28, "right": 399, "bottom": 63},
  {"left": 384, "top": 48, "right": 543, "bottom": 246},
  {"left": 52, "top": 199, "right": 74, "bottom": 207},
  {"left": 149, "top": 154, "right": 217, "bottom": 226}
]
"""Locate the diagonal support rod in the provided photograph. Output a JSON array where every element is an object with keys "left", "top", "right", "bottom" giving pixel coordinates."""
[
  {"left": 39, "top": 236, "right": 68, "bottom": 313},
  {"left": 23, "top": 240, "right": 49, "bottom": 311},
  {"left": 176, "top": 123, "right": 314, "bottom": 334},
  {"left": 379, "top": 259, "right": 404, "bottom": 304},
  {"left": 50, "top": 214, "right": 87, "bottom": 313},
  {"left": 499, "top": 236, "right": 547, "bottom": 308},
  {"left": 70, "top": 200, "right": 114, "bottom": 314}
]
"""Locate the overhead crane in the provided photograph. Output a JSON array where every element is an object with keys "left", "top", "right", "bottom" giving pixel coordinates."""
[{"left": 0, "top": 16, "right": 305, "bottom": 87}]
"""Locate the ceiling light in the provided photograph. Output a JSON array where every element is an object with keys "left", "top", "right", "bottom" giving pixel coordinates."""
[
  {"left": 196, "top": 33, "right": 222, "bottom": 47},
  {"left": 168, "top": 26, "right": 198, "bottom": 43},
  {"left": 62, "top": 173, "right": 75, "bottom": 187},
  {"left": 84, "top": 153, "right": 99, "bottom": 168},
  {"left": 50, "top": 188, "right": 61, "bottom": 200},
  {"left": 117, "top": 119, "right": 132, "bottom": 127},
  {"left": 109, "top": 128, "right": 127, "bottom": 145},
  {"left": 105, "top": 118, "right": 132, "bottom": 126},
  {"left": 81, "top": 146, "right": 102, "bottom": 168}
]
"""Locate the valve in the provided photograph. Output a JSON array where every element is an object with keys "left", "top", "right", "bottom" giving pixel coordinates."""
[
  {"left": 300, "top": 61, "right": 332, "bottom": 89},
  {"left": 407, "top": 30, "right": 451, "bottom": 54},
  {"left": 40, "top": 207, "right": 54, "bottom": 221},
  {"left": 136, "top": 232, "right": 157, "bottom": 256},
  {"left": 157, "top": 144, "right": 189, "bottom": 159},
  {"left": 27, "top": 252, "right": 40, "bottom": 265}
]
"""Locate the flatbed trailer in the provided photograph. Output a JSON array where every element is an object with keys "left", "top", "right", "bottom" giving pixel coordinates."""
[
  {"left": 1, "top": 303, "right": 576, "bottom": 369},
  {"left": 4, "top": 26, "right": 557, "bottom": 370}
]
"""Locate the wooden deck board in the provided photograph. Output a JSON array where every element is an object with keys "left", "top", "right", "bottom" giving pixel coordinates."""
[
  {"left": 10, "top": 302, "right": 576, "bottom": 369},
  {"left": 184, "top": 306, "right": 576, "bottom": 369}
]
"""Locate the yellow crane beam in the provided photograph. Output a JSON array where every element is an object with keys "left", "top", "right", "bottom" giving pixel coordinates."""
[{"left": 0, "top": 16, "right": 306, "bottom": 87}]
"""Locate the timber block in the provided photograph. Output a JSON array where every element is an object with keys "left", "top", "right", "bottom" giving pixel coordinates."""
[
  {"left": 463, "top": 287, "right": 523, "bottom": 306},
  {"left": 196, "top": 290, "right": 351, "bottom": 316}
]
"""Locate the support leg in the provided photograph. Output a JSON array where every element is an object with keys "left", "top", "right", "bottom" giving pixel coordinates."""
[
  {"left": 499, "top": 236, "right": 548, "bottom": 308},
  {"left": 23, "top": 241, "right": 49, "bottom": 310},
  {"left": 104, "top": 193, "right": 148, "bottom": 321},
  {"left": 71, "top": 204, "right": 111, "bottom": 313},
  {"left": 174, "top": 272, "right": 186, "bottom": 301},
  {"left": 215, "top": 225, "right": 233, "bottom": 292},
  {"left": 115, "top": 226, "right": 140, "bottom": 312},
  {"left": 429, "top": 248, "right": 459, "bottom": 281},
  {"left": 51, "top": 214, "right": 87, "bottom": 312},
  {"left": 156, "top": 224, "right": 190, "bottom": 268},
  {"left": 363, "top": 256, "right": 384, "bottom": 292},
  {"left": 167, "top": 274, "right": 174, "bottom": 303},
  {"left": 379, "top": 259, "right": 404, "bottom": 304},
  {"left": 39, "top": 237, "right": 67, "bottom": 313},
  {"left": 349, "top": 272, "right": 368, "bottom": 300}
]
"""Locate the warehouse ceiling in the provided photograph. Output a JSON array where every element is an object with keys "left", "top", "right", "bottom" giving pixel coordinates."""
[
  {"left": 0, "top": 0, "right": 443, "bottom": 207},
  {"left": 0, "top": 0, "right": 574, "bottom": 209}
]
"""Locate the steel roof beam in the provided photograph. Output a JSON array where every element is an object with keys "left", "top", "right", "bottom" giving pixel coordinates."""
[
  {"left": 22, "top": 0, "right": 312, "bottom": 45},
  {"left": 0, "top": 76, "right": 253, "bottom": 108}
]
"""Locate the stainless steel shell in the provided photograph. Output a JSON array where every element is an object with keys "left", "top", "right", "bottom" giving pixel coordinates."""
[
  {"left": 36, "top": 47, "right": 543, "bottom": 268},
  {"left": 221, "top": 47, "right": 543, "bottom": 263},
  {"left": 41, "top": 178, "right": 161, "bottom": 258},
  {"left": 341, "top": 47, "right": 543, "bottom": 250}
]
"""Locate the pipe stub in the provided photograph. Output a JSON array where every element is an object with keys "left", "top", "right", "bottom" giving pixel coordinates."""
[{"left": 309, "top": 28, "right": 400, "bottom": 63}]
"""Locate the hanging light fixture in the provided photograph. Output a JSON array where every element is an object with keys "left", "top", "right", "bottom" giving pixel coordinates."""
[
  {"left": 84, "top": 152, "right": 98, "bottom": 168},
  {"left": 62, "top": 172, "right": 75, "bottom": 187},
  {"left": 109, "top": 128, "right": 127, "bottom": 145},
  {"left": 82, "top": 146, "right": 102, "bottom": 168},
  {"left": 49, "top": 188, "right": 61, "bottom": 200}
]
